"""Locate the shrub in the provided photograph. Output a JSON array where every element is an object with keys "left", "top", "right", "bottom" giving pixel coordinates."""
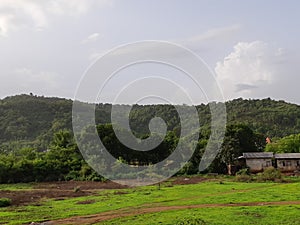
[
  {"left": 65, "top": 171, "right": 80, "bottom": 181},
  {"left": 257, "top": 167, "right": 282, "bottom": 182},
  {"left": 236, "top": 168, "right": 250, "bottom": 175},
  {"left": 0, "top": 198, "right": 11, "bottom": 207},
  {"left": 235, "top": 174, "right": 252, "bottom": 182},
  {"left": 235, "top": 168, "right": 252, "bottom": 182}
]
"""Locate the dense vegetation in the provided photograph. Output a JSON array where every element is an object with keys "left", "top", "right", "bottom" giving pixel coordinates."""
[
  {"left": 265, "top": 133, "right": 300, "bottom": 153},
  {"left": 0, "top": 94, "right": 300, "bottom": 183},
  {"left": 1, "top": 95, "right": 300, "bottom": 148}
]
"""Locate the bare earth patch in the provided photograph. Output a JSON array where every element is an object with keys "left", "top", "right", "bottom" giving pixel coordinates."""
[
  {"left": 0, "top": 180, "right": 127, "bottom": 206},
  {"left": 0, "top": 177, "right": 206, "bottom": 206}
]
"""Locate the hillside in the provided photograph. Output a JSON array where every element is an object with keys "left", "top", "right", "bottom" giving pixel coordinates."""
[{"left": 0, "top": 94, "right": 299, "bottom": 151}]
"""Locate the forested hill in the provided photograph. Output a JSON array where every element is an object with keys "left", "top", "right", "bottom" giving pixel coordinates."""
[{"left": 0, "top": 94, "right": 300, "bottom": 150}]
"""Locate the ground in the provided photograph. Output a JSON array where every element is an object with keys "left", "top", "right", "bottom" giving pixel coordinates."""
[
  {"left": 1, "top": 176, "right": 300, "bottom": 225},
  {"left": 0, "top": 180, "right": 126, "bottom": 206},
  {"left": 0, "top": 177, "right": 207, "bottom": 206}
]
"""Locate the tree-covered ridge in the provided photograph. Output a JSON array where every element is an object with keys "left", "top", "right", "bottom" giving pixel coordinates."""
[
  {"left": 0, "top": 94, "right": 300, "bottom": 152},
  {"left": 226, "top": 98, "right": 300, "bottom": 137},
  {"left": 0, "top": 94, "right": 299, "bottom": 183}
]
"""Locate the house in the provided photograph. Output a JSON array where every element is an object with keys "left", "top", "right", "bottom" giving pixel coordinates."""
[
  {"left": 275, "top": 153, "right": 300, "bottom": 172},
  {"left": 238, "top": 152, "right": 273, "bottom": 173},
  {"left": 237, "top": 152, "right": 300, "bottom": 174}
]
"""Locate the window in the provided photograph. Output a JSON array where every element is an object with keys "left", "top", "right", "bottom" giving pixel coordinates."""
[{"left": 286, "top": 161, "right": 292, "bottom": 166}]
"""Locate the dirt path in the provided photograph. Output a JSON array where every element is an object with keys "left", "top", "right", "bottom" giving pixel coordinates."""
[{"left": 42, "top": 200, "right": 300, "bottom": 225}]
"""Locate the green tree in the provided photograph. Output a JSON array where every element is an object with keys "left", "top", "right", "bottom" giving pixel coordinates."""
[
  {"left": 221, "top": 124, "right": 264, "bottom": 165},
  {"left": 265, "top": 133, "right": 300, "bottom": 153}
]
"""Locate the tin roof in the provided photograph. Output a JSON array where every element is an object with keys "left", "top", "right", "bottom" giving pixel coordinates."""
[
  {"left": 274, "top": 153, "right": 300, "bottom": 159},
  {"left": 242, "top": 152, "right": 274, "bottom": 159}
]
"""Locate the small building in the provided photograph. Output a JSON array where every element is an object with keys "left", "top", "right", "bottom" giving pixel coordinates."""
[
  {"left": 238, "top": 152, "right": 273, "bottom": 173},
  {"left": 275, "top": 153, "right": 300, "bottom": 172}
]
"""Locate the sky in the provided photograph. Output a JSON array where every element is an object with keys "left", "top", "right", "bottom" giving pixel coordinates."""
[{"left": 0, "top": 0, "right": 300, "bottom": 104}]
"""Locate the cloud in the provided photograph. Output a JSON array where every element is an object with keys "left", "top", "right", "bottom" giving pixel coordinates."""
[
  {"left": 215, "top": 41, "right": 286, "bottom": 100},
  {"left": 235, "top": 83, "right": 258, "bottom": 92},
  {"left": 82, "top": 33, "right": 102, "bottom": 44},
  {"left": 0, "top": 0, "right": 112, "bottom": 36},
  {"left": 186, "top": 24, "right": 241, "bottom": 44}
]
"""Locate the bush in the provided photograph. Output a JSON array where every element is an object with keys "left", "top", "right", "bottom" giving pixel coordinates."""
[
  {"left": 235, "top": 168, "right": 252, "bottom": 182},
  {"left": 235, "top": 174, "right": 252, "bottom": 182},
  {"left": 65, "top": 171, "right": 80, "bottom": 181},
  {"left": 257, "top": 167, "right": 282, "bottom": 182},
  {"left": 236, "top": 168, "right": 250, "bottom": 175},
  {"left": 0, "top": 198, "right": 11, "bottom": 207}
]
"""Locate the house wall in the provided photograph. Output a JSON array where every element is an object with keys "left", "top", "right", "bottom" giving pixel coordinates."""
[
  {"left": 277, "top": 159, "right": 300, "bottom": 172},
  {"left": 246, "top": 158, "right": 272, "bottom": 172}
]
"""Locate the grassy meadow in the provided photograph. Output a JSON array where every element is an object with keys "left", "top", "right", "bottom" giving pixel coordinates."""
[{"left": 0, "top": 177, "right": 300, "bottom": 224}]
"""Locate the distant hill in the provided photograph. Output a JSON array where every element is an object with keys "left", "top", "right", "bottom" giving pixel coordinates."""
[{"left": 0, "top": 94, "right": 299, "bottom": 151}]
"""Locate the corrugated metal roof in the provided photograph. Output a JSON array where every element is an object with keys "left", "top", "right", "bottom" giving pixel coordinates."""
[
  {"left": 242, "top": 152, "right": 273, "bottom": 159},
  {"left": 275, "top": 153, "right": 300, "bottom": 159}
]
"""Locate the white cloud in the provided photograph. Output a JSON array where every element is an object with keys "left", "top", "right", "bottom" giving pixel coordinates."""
[
  {"left": 0, "top": 12, "right": 14, "bottom": 36},
  {"left": 0, "top": 0, "right": 47, "bottom": 36},
  {"left": 215, "top": 41, "right": 285, "bottom": 100},
  {"left": 82, "top": 33, "right": 102, "bottom": 44},
  {"left": 0, "top": 0, "right": 112, "bottom": 36},
  {"left": 186, "top": 24, "right": 241, "bottom": 44}
]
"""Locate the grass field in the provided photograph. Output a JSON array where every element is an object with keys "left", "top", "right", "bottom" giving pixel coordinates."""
[{"left": 0, "top": 177, "right": 300, "bottom": 224}]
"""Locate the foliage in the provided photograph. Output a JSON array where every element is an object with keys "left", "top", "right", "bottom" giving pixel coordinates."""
[
  {"left": 265, "top": 133, "right": 300, "bottom": 153},
  {"left": 235, "top": 174, "right": 252, "bottom": 182},
  {"left": 0, "top": 130, "right": 101, "bottom": 183},
  {"left": 257, "top": 167, "right": 282, "bottom": 182},
  {"left": 220, "top": 124, "right": 265, "bottom": 165},
  {"left": 1, "top": 94, "right": 300, "bottom": 182},
  {"left": 96, "top": 123, "right": 177, "bottom": 166},
  {"left": 236, "top": 168, "right": 250, "bottom": 175},
  {"left": 225, "top": 98, "right": 300, "bottom": 137},
  {"left": 0, "top": 198, "right": 11, "bottom": 207},
  {"left": 1, "top": 95, "right": 300, "bottom": 153}
]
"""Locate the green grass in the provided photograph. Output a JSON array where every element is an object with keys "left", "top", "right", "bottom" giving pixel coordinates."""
[
  {"left": 98, "top": 205, "right": 300, "bottom": 225},
  {"left": 0, "top": 183, "right": 33, "bottom": 191},
  {"left": 0, "top": 179, "right": 300, "bottom": 224}
]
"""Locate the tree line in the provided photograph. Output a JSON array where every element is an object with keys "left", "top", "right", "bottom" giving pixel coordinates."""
[{"left": 0, "top": 123, "right": 270, "bottom": 183}]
